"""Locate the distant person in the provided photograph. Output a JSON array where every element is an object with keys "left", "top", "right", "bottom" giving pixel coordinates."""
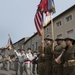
[
  {"left": 14, "top": 49, "right": 28, "bottom": 75},
  {"left": 14, "top": 49, "right": 21, "bottom": 75},
  {"left": 25, "top": 48, "right": 33, "bottom": 75},
  {"left": 32, "top": 51, "right": 38, "bottom": 74},
  {"left": 3, "top": 55, "right": 10, "bottom": 71},
  {"left": 0, "top": 54, "right": 3, "bottom": 69}
]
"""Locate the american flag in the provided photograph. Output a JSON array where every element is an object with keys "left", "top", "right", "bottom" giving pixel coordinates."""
[
  {"left": 34, "top": 11, "right": 43, "bottom": 36},
  {"left": 38, "top": 0, "right": 55, "bottom": 13}
]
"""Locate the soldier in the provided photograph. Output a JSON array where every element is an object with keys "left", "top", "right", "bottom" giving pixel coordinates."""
[
  {"left": 32, "top": 51, "right": 38, "bottom": 75},
  {"left": 63, "top": 37, "right": 75, "bottom": 75},
  {"left": 14, "top": 49, "right": 21, "bottom": 75},
  {"left": 10, "top": 55, "right": 15, "bottom": 70},
  {"left": 52, "top": 37, "right": 65, "bottom": 75},
  {"left": 14, "top": 49, "right": 27, "bottom": 75},
  {"left": 0, "top": 54, "right": 3, "bottom": 69},
  {"left": 3, "top": 55, "right": 11, "bottom": 71},
  {"left": 25, "top": 48, "right": 33, "bottom": 75},
  {"left": 38, "top": 45, "right": 45, "bottom": 75},
  {"left": 44, "top": 36, "right": 53, "bottom": 75},
  {"left": 19, "top": 49, "right": 28, "bottom": 75}
]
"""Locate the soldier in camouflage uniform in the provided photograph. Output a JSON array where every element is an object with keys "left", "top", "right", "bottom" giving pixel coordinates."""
[
  {"left": 38, "top": 45, "right": 45, "bottom": 75},
  {"left": 44, "top": 36, "right": 53, "bottom": 75},
  {"left": 52, "top": 37, "right": 65, "bottom": 75},
  {"left": 62, "top": 37, "right": 75, "bottom": 75}
]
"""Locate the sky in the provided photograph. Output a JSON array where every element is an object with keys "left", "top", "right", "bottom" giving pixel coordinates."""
[{"left": 0, "top": 0, "right": 75, "bottom": 48}]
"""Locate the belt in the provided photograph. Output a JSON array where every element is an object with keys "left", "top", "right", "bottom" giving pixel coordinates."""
[
  {"left": 24, "top": 60, "right": 32, "bottom": 63},
  {"left": 63, "top": 59, "right": 75, "bottom": 67}
]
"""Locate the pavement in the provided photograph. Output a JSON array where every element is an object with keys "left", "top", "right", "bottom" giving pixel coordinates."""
[
  {"left": 0, "top": 69, "right": 15, "bottom": 75},
  {"left": 0, "top": 69, "right": 38, "bottom": 75}
]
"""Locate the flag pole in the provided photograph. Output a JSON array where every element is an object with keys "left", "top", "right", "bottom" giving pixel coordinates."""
[
  {"left": 8, "top": 34, "right": 10, "bottom": 38},
  {"left": 41, "top": 26, "right": 44, "bottom": 54},
  {"left": 41, "top": 12, "right": 44, "bottom": 54},
  {"left": 50, "top": 12, "right": 54, "bottom": 51}
]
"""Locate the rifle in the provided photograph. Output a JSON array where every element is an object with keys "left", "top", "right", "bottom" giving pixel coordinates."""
[{"left": 55, "top": 49, "right": 65, "bottom": 64}]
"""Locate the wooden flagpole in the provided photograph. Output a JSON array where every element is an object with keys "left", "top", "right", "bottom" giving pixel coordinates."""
[
  {"left": 50, "top": 13, "right": 54, "bottom": 51},
  {"left": 41, "top": 26, "right": 44, "bottom": 54},
  {"left": 8, "top": 34, "right": 10, "bottom": 38},
  {"left": 8, "top": 34, "right": 11, "bottom": 51},
  {"left": 41, "top": 12, "right": 44, "bottom": 54}
]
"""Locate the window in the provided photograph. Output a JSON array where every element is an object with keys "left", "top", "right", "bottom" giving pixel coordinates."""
[
  {"left": 67, "top": 29, "right": 74, "bottom": 38},
  {"left": 56, "top": 21, "right": 61, "bottom": 27},
  {"left": 22, "top": 45, "right": 23, "bottom": 49},
  {"left": 47, "top": 28, "right": 48, "bottom": 33},
  {"left": 32, "top": 44, "right": 34, "bottom": 50},
  {"left": 57, "top": 34, "right": 62, "bottom": 38},
  {"left": 66, "top": 15, "right": 72, "bottom": 22}
]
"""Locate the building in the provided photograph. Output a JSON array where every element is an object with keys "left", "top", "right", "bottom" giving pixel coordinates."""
[
  {"left": 24, "top": 33, "right": 42, "bottom": 51},
  {"left": 54, "top": 5, "right": 75, "bottom": 39},
  {"left": 23, "top": 5, "right": 75, "bottom": 51},
  {"left": 13, "top": 37, "right": 29, "bottom": 50}
]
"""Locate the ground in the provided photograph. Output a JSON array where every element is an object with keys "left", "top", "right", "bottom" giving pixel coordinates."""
[{"left": 0, "top": 69, "right": 15, "bottom": 75}]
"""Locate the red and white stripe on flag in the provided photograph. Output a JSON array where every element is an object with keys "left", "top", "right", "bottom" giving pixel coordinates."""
[{"left": 34, "top": 11, "right": 43, "bottom": 36}]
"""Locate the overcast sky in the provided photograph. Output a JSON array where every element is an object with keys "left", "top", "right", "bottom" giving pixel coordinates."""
[{"left": 0, "top": 0, "right": 75, "bottom": 47}]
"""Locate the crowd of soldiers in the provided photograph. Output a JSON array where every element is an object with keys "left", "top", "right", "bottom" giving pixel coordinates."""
[
  {"left": 0, "top": 48, "right": 38, "bottom": 75},
  {"left": 0, "top": 36, "right": 75, "bottom": 75},
  {"left": 38, "top": 36, "right": 75, "bottom": 75}
]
